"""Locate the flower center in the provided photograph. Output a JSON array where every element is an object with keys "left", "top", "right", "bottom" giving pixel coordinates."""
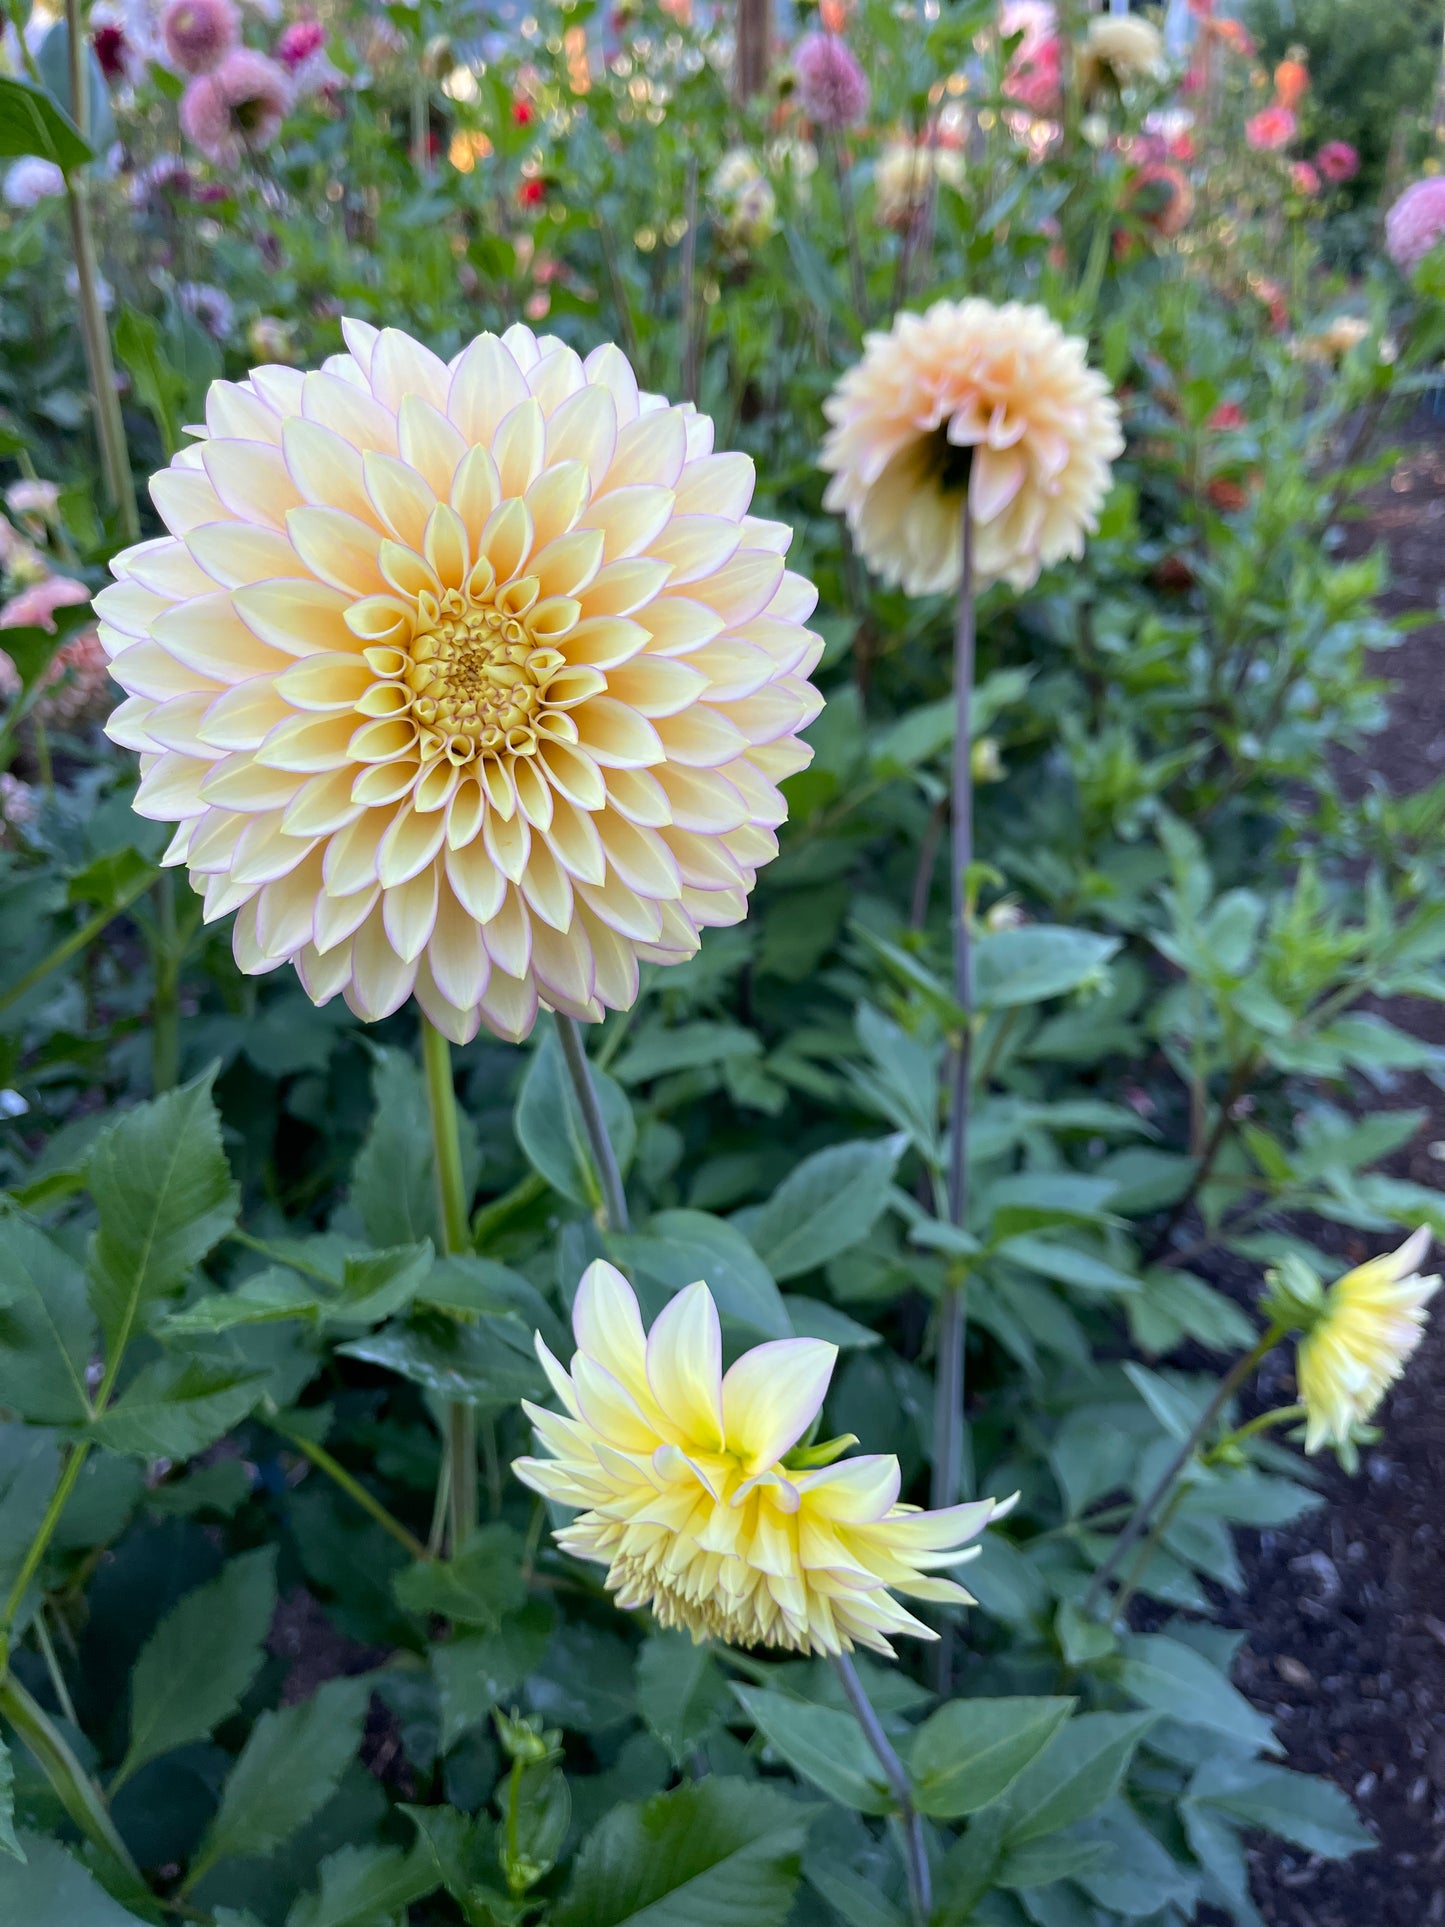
[{"left": 405, "top": 593, "right": 562, "bottom": 762}]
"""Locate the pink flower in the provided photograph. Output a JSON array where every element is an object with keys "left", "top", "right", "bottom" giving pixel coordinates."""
[
  {"left": 162, "top": 0, "right": 239, "bottom": 75},
  {"left": 276, "top": 17, "right": 324, "bottom": 67},
  {"left": 1386, "top": 177, "right": 1445, "bottom": 276},
  {"left": 1005, "top": 34, "right": 1063, "bottom": 118},
  {"left": 0, "top": 575, "right": 90, "bottom": 633},
  {"left": 1291, "top": 160, "right": 1319, "bottom": 196},
  {"left": 1245, "top": 105, "right": 1296, "bottom": 152},
  {"left": 36, "top": 629, "right": 112, "bottom": 730},
  {"left": 1315, "top": 139, "right": 1359, "bottom": 185},
  {"left": 792, "top": 31, "right": 870, "bottom": 129},
  {"left": 179, "top": 47, "right": 291, "bottom": 164},
  {"left": 1207, "top": 402, "right": 1246, "bottom": 432}
]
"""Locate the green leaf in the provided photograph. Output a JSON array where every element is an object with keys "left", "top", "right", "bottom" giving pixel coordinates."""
[
  {"left": 1115, "top": 1635, "right": 1279, "bottom": 1754},
  {"left": 117, "top": 1547, "right": 276, "bottom": 1786},
  {"left": 0, "top": 76, "right": 91, "bottom": 171},
  {"left": 1187, "top": 1760, "right": 1373, "bottom": 1858},
  {"left": 732, "top": 1684, "right": 889, "bottom": 1813},
  {"left": 636, "top": 1632, "right": 731, "bottom": 1766},
  {"left": 805, "top": 1858, "right": 907, "bottom": 1927},
  {"left": 0, "top": 1834, "right": 149, "bottom": 1922},
  {"left": 999, "top": 1235, "right": 1140, "bottom": 1295},
  {"left": 86, "top": 1072, "right": 240, "bottom": 1372},
  {"left": 909, "top": 1696, "right": 1074, "bottom": 1819},
  {"left": 971, "top": 927, "right": 1119, "bottom": 1010},
  {"left": 612, "top": 1209, "right": 790, "bottom": 1339},
  {"left": 286, "top": 1841, "right": 440, "bottom": 1927},
  {"left": 0, "top": 1736, "right": 19, "bottom": 1862},
  {"left": 554, "top": 1777, "right": 808, "bottom": 1927},
  {"left": 89, "top": 1361, "right": 267, "bottom": 1458},
  {"left": 351, "top": 1049, "right": 477, "bottom": 1248},
  {"left": 161, "top": 1268, "right": 320, "bottom": 1334},
  {"left": 192, "top": 1676, "right": 371, "bottom": 1877},
  {"left": 330, "top": 1243, "right": 434, "bottom": 1324},
  {"left": 1000, "top": 1712, "right": 1157, "bottom": 1843},
  {"left": 743, "top": 1138, "right": 903, "bottom": 1282},
  {"left": 0, "top": 1214, "right": 95, "bottom": 1422},
  {"left": 432, "top": 1600, "right": 553, "bottom": 1749},
  {"left": 36, "top": 21, "right": 115, "bottom": 152},
  {"left": 339, "top": 1317, "right": 544, "bottom": 1409},
  {"left": 113, "top": 307, "right": 183, "bottom": 458},
  {"left": 394, "top": 1524, "right": 526, "bottom": 1628},
  {"left": 515, "top": 1028, "right": 635, "bottom": 1209},
  {"left": 612, "top": 1020, "right": 762, "bottom": 1084}
]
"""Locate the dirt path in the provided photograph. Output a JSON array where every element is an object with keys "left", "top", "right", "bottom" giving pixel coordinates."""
[{"left": 1231, "top": 423, "right": 1445, "bottom": 1926}]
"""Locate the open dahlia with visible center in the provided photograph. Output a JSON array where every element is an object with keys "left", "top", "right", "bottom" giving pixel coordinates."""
[
  {"left": 820, "top": 297, "right": 1123, "bottom": 595},
  {"left": 512, "top": 1262, "right": 1015, "bottom": 1654},
  {"left": 99, "top": 321, "right": 823, "bottom": 1041}
]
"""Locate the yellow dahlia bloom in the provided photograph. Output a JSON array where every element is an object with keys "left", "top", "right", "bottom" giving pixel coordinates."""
[
  {"left": 98, "top": 322, "right": 823, "bottom": 1041},
  {"left": 1296, "top": 1228, "right": 1438, "bottom": 1453},
  {"left": 512, "top": 1262, "right": 1015, "bottom": 1654},
  {"left": 820, "top": 298, "right": 1123, "bottom": 595},
  {"left": 872, "top": 139, "right": 965, "bottom": 231},
  {"left": 1076, "top": 15, "right": 1165, "bottom": 100}
]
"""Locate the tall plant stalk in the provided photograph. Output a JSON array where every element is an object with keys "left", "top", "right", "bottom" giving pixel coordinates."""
[
  {"left": 930, "top": 486, "right": 975, "bottom": 1692},
  {"left": 419, "top": 1017, "right": 478, "bottom": 1553},
  {"left": 832, "top": 1653, "right": 930, "bottom": 1925},
  {"left": 555, "top": 1012, "right": 630, "bottom": 1233}
]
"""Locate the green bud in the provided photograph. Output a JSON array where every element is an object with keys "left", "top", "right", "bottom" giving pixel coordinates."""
[{"left": 1260, "top": 1252, "right": 1326, "bottom": 1334}]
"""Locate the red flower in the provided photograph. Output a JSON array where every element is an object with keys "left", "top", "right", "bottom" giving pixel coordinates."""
[
  {"left": 92, "top": 23, "right": 128, "bottom": 80},
  {"left": 518, "top": 176, "right": 545, "bottom": 206},
  {"left": 277, "top": 18, "right": 325, "bottom": 68},
  {"left": 1207, "top": 402, "right": 1246, "bottom": 432},
  {"left": 1316, "top": 140, "right": 1359, "bottom": 185},
  {"left": 513, "top": 98, "right": 535, "bottom": 126}
]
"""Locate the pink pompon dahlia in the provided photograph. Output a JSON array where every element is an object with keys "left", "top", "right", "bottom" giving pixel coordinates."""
[
  {"left": 792, "top": 31, "right": 870, "bottom": 130},
  {"left": 180, "top": 47, "right": 291, "bottom": 164},
  {"left": 162, "top": 0, "right": 239, "bottom": 74},
  {"left": 1245, "top": 104, "right": 1296, "bottom": 152},
  {"left": 1386, "top": 177, "right": 1445, "bottom": 276},
  {"left": 276, "top": 17, "right": 324, "bottom": 66},
  {"left": 1315, "top": 139, "right": 1358, "bottom": 185},
  {"left": 97, "top": 322, "right": 823, "bottom": 1042}
]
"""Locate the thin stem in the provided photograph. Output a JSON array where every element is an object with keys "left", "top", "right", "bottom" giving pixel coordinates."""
[
  {"left": 831, "top": 128, "right": 869, "bottom": 326},
  {"left": 151, "top": 871, "right": 180, "bottom": 1094},
  {"left": 1143, "top": 1055, "right": 1256, "bottom": 1265},
  {"left": 1, "top": 1442, "right": 91, "bottom": 1658},
  {"left": 271, "top": 1419, "right": 428, "bottom": 1564},
  {"left": 1082, "top": 1325, "right": 1283, "bottom": 1620},
  {"left": 1203, "top": 1402, "right": 1304, "bottom": 1463},
  {"left": 554, "top": 1012, "right": 630, "bottom": 1233},
  {"left": 832, "top": 1653, "right": 930, "bottom": 1927},
  {"left": 0, "top": 1671, "right": 140, "bottom": 1881},
  {"left": 419, "top": 1016, "right": 478, "bottom": 1553},
  {"left": 0, "top": 865, "right": 154, "bottom": 1015},
  {"left": 32, "top": 1606, "right": 77, "bottom": 1729}
]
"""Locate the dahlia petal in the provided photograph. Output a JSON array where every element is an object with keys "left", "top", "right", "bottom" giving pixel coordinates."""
[
  {"left": 722, "top": 1338, "right": 837, "bottom": 1474},
  {"left": 152, "top": 467, "right": 227, "bottom": 537},
  {"left": 448, "top": 333, "right": 531, "bottom": 446},
  {"left": 573, "top": 1260, "right": 650, "bottom": 1389},
  {"left": 607, "top": 410, "right": 686, "bottom": 490},
  {"left": 586, "top": 485, "right": 675, "bottom": 560},
  {"left": 545, "top": 383, "right": 618, "bottom": 489},
  {"left": 296, "top": 935, "right": 354, "bottom": 1003},
  {"left": 202, "top": 440, "right": 303, "bottom": 531},
  {"left": 363, "top": 450, "right": 437, "bottom": 550},
  {"left": 233, "top": 579, "right": 355, "bottom": 656},
  {"left": 427, "top": 886, "right": 490, "bottom": 1009},
  {"left": 450, "top": 444, "right": 502, "bottom": 538},
  {"left": 382, "top": 865, "right": 440, "bottom": 961},
  {"left": 346, "top": 907, "right": 418, "bottom": 1020},
  {"left": 188, "top": 521, "right": 309, "bottom": 590},
  {"left": 301, "top": 368, "right": 400, "bottom": 455},
  {"left": 480, "top": 885, "right": 531, "bottom": 978},
  {"left": 369, "top": 326, "right": 450, "bottom": 414},
  {"left": 645, "top": 1282, "right": 725, "bottom": 1450}
]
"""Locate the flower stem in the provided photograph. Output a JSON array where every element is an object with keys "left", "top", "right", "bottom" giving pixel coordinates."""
[
  {"left": 0, "top": 1442, "right": 91, "bottom": 1663},
  {"left": 150, "top": 871, "right": 181, "bottom": 1094},
  {"left": 0, "top": 1671, "right": 139, "bottom": 1882},
  {"left": 554, "top": 1012, "right": 630, "bottom": 1233},
  {"left": 419, "top": 1015, "right": 478, "bottom": 1553},
  {"left": 269, "top": 1416, "right": 429, "bottom": 1564},
  {"left": 0, "top": 865, "right": 154, "bottom": 1016},
  {"left": 832, "top": 1652, "right": 930, "bottom": 1927},
  {"left": 931, "top": 484, "right": 975, "bottom": 1690},
  {"left": 1082, "top": 1325, "right": 1284, "bottom": 1621}
]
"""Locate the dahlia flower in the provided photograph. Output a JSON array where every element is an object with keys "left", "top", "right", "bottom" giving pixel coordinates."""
[
  {"left": 512, "top": 1263, "right": 1015, "bottom": 1654},
  {"left": 1076, "top": 15, "right": 1164, "bottom": 100},
  {"left": 1315, "top": 140, "right": 1358, "bottom": 185},
  {"left": 820, "top": 298, "right": 1123, "bottom": 595},
  {"left": 709, "top": 149, "right": 778, "bottom": 249},
  {"left": 1000, "top": 0, "right": 1061, "bottom": 118},
  {"left": 98, "top": 321, "right": 822, "bottom": 1042},
  {"left": 792, "top": 30, "right": 870, "bottom": 130},
  {"left": 3, "top": 158, "right": 64, "bottom": 209},
  {"left": 179, "top": 46, "right": 291, "bottom": 165},
  {"left": 1386, "top": 177, "right": 1445, "bottom": 277},
  {"left": 1289, "top": 161, "right": 1319, "bottom": 196},
  {"left": 1273, "top": 56, "right": 1308, "bottom": 110},
  {"left": 1127, "top": 160, "right": 1193, "bottom": 238},
  {"left": 1245, "top": 105, "right": 1295, "bottom": 153},
  {"left": 162, "top": 0, "right": 238, "bottom": 75},
  {"left": 1292, "top": 1230, "right": 1438, "bottom": 1453},
  {"left": 872, "top": 139, "right": 964, "bottom": 231}
]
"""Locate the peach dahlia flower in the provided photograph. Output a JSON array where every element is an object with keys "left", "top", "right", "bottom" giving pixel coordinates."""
[
  {"left": 820, "top": 298, "right": 1123, "bottom": 595},
  {"left": 512, "top": 1262, "right": 1015, "bottom": 1654},
  {"left": 99, "top": 321, "right": 823, "bottom": 1041}
]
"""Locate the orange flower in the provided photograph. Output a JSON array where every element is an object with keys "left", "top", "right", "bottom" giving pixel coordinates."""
[{"left": 1273, "top": 57, "right": 1307, "bottom": 109}]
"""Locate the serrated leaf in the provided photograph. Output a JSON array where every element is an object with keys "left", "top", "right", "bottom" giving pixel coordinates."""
[
  {"left": 116, "top": 1547, "right": 276, "bottom": 1787},
  {"left": 909, "top": 1696, "right": 1074, "bottom": 1819},
  {"left": 0, "top": 1214, "right": 95, "bottom": 1422},
  {"left": 351, "top": 1049, "right": 478, "bottom": 1248},
  {"left": 744, "top": 1138, "right": 903, "bottom": 1282},
  {"left": 732, "top": 1684, "right": 889, "bottom": 1813},
  {"left": 394, "top": 1524, "right": 526, "bottom": 1628},
  {"left": 1187, "top": 1759, "right": 1373, "bottom": 1858},
  {"left": 553, "top": 1778, "right": 808, "bottom": 1927},
  {"left": 1000, "top": 1712, "right": 1157, "bottom": 1843},
  {"left": 432, "top": 1600, "right": 553, "bottom": 1749},
  {"left": 89, "top": 1360, "right": 267, "bottom": 1458},
  {"left": 331, "top": 1243, "right": 434, "bottom": 1324},
  {"left": 0, "top": 1834, "right": 149, "bottom": 1922},
  {"left": 192, "top": 1676, "right": 371, "bottom": 1878},
  {"left": 1115, "top": 1635, "right": 1278, "bottom": 1754},
  {"left": 636, "top": 1634, "right": 731, "bottom": 1766},
  {"left": 285, "top": 1841, "right": 440, "bottom": 1927},
  {"left": 515, "top": 1027, "right": 635, "bottom": 1209},
  {"left": 0, "top": 1736, "right": 19, "bottom": 1861},
  {"left": 339, "top": 1318, "right": 544, "bottom": 1408},
  {"left": 86, "top": 1072, "right": 240, "bottom": 1371},
  {"left": 161, "top": 1268, "right": 320, "bottom": 1335}
]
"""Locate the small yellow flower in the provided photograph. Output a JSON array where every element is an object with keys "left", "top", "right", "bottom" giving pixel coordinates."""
[
  {"left": 1296, "top": 1228, "right": 1438, "bottom": 1453},
  {"left": 512, "top": 1262, "right": 1015, "bottom": 1655}
]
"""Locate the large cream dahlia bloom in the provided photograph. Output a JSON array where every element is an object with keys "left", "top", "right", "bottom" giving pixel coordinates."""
[
  {"left": 99, "top": 322, "right": 822, "bottom": 1040},
  {"left": 512, "top": 1262, "right": 1015, "bottom": 1655},
  {"left": 819, "top": 298, "right": 1123, "bottom": 596},
  {"left": 1295, "top": 1229, "right": 1438, "bottom": 1454}
]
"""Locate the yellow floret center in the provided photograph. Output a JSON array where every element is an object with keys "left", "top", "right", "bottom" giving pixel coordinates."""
[{"left": 406, "top": 597, "right": 560, "bottom": 761}]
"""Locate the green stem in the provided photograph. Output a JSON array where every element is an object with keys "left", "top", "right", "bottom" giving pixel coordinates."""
[
  {"left": 554, "top": 1012, "right": 630, "bottom": 1233},
  {"left": 270, "top": 1419, "right": 428, "bottom": 1563},
  {"left": 0, "top": 1442, "right": 91, "bottom": 1659},
  {"left": 1082, "top": 1325, "right": 1284, "bottom": 1620},
  {"left": 0, "top": 1671, "right": 140, "bottom": 1881},
  {"left": 1203, "top": 1402, "right": 1305, "bottom": 1463},
  {"left": 832, "top": 1653, "right": 930, "bottom": 1927},
  {"left": 419, "top": 1016, "right": 478, "bottom": 1553},
  {"left": 32, "top": 1606, "right": 77, "bottom": 1729},
  {"left": 0, "top": 866, "right": 154, "bottom": 1016},
  {"left": 151, "top": 871, "right": 181, "bottom": 1094}
]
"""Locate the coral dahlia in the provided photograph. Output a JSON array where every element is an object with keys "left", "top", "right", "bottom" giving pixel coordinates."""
[{"left": 99, "top": 322, "right": 823, "bottom": 1041}]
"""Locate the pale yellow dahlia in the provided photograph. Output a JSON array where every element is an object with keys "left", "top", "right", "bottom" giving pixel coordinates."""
[
  {"left": 99, "top": 322, "right": 822, "bottom": 1040},
  {"left": 1296, "top": 1229, "right": 1438, "bottom": 1453},
  {"left": 1076, "top": 15, "right": 1165, "bottom": 100},
  {"left": 820, "top": 298, "right": 1123, "bottom": 596},
  {"left": 512, "top": 1262, "right": 1015, "bottom": 1654}
]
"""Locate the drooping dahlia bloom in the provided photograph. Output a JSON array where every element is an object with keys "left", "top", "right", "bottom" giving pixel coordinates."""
[
  {"left": 792, "top": 30, "right": 870, "bottom": 130},
  {"left": 1385, "top": 177, "right": 1445, "bottom": 277},
  {"left": 709, "top": 149, "right": 778, "bottom": 250},
  {"left": 872, "top": 139, "right": 964, "bottom": 230},
  {"left": 1315, "top": 139, "right": 1359, "bottom": 185},
  {"left": 1000, "top": 0, "right": 1062, "bottom": 119},
  {"left": 1245, "top": 104, "right": 1295, "bottom": 153},
  {"left": 1292, "top": 1230, "right": 1438, "bottom": 1454},
  {"left": 512, "top": 1264, "right": 1015, "bottom": 1654},
  {"left": 1076, "top": 14, "right": 1164, "bottom": 100},
  {"left": 179, "top": 46, "right": 291, "bottom": 165},
  {"left": 162, "top": 0, "right": 238, "bottom": 75},
  {"left": 98, "top": 322, "right": 822, "bottom": 1042},
  {"left": 820, "top": 298, "right": 1123, "bottom": 596}
]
